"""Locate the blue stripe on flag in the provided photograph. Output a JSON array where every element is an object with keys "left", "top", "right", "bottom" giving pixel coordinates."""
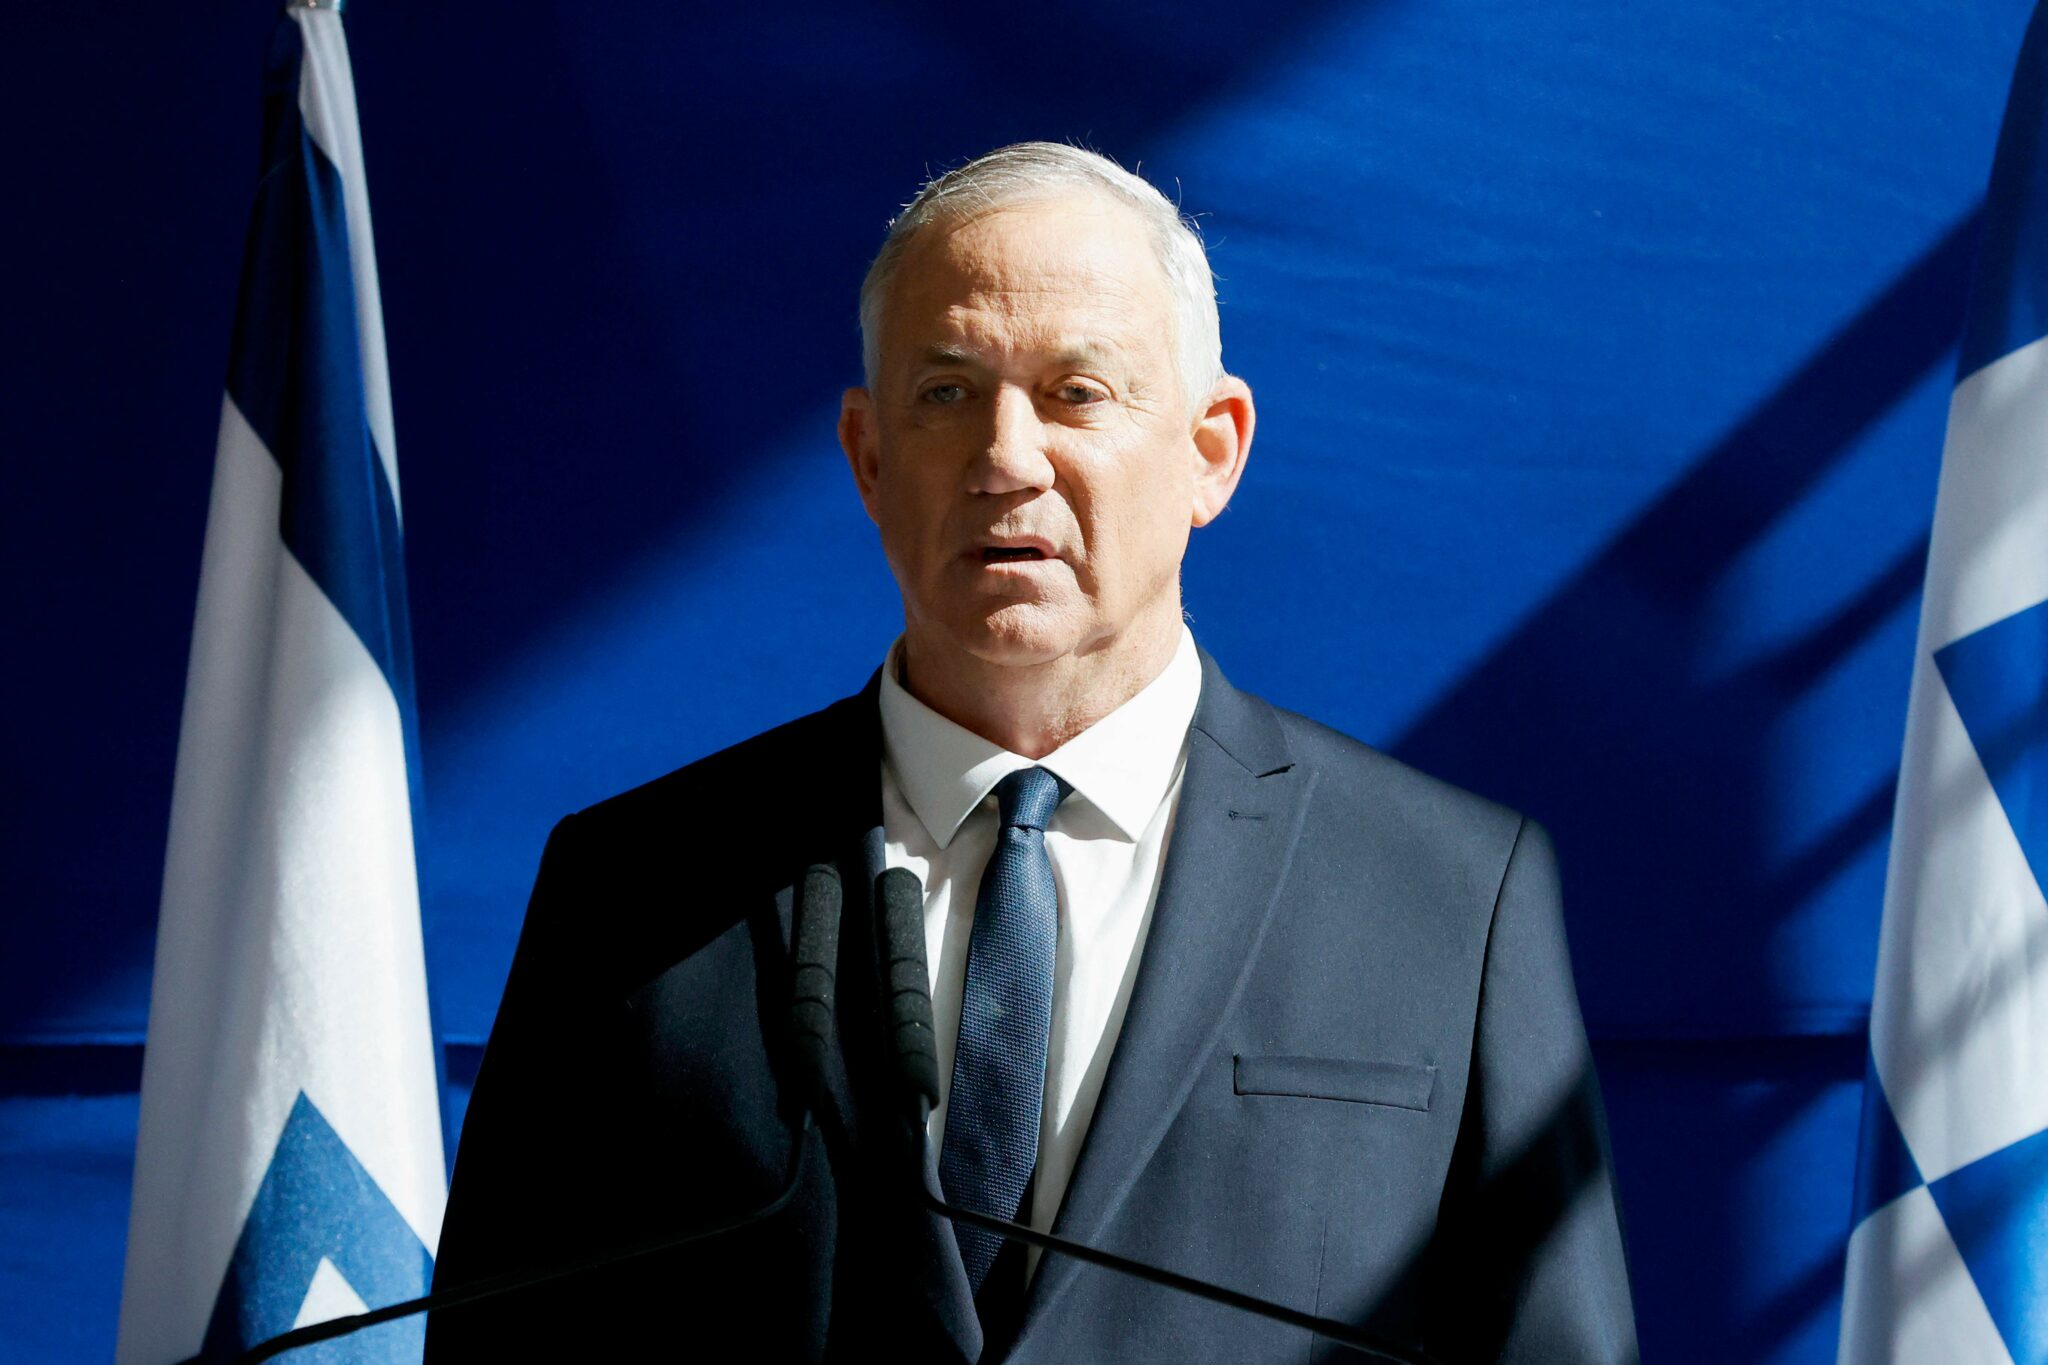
[
  {"left": 200, "top": 1093, "right": 431, "bottom": 1361},
  {"left": 1926, "top": 1123, "right": 2048, "bottom": 1365},
  {"left": 1932, "top": 597, "right": 2048, "bottom": 903},
  {"left": 1850, "top": 1051, "right": 1924, "bottom": 1225},
  {"left": 225, "top": 18, "right": 417, "bottom": 720},
  {"left": 1960, "top": 3, "right": 2048, "bottom": 379}
]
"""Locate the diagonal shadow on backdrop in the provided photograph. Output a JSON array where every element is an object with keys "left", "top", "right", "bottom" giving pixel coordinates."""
[
  {"left": 1387, "top": 211, "right": 1983, "bottom": 1361},
  {"left": 1589, "top": 1034, "right": 1864, "bottom": 1363},
  {"left": 4, "top": 0, "right": 1395, "bottom": 1041},
  {"left": 390, "top": 0, "right": 1393, "bottom": 729},
  {"left": 1391, "top": 208, "right": 1982, "bottom": 1038}
]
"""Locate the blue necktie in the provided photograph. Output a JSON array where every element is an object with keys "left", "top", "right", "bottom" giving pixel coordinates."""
[{"left": 939, "top": 765, "right": 1070, "bottom": 1296}]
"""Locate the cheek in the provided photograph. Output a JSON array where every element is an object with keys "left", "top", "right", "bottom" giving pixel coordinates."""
[
  {"left": 873, "top": 458, "right": 952, "bottom": 566},
  {"left": 1074, "top": 449, "right": 1193, "bottom": 586}
]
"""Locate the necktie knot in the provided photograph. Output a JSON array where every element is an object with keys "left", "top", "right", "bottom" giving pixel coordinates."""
[{"left": 994, "top": 766, "right": 1069, "bottom": 833}]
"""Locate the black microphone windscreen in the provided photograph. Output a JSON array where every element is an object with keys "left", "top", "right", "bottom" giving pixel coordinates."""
[
  {"left": 876, "top": 867, "right": 940, "bottom": 1113},
  {"left": 788, "top": 863, "right": 842, "bottom": 1111}
]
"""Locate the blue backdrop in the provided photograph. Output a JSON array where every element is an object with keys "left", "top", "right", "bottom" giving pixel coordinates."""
[{"left": 3, "top": 1, "right": 2034, "bottom": 1359}]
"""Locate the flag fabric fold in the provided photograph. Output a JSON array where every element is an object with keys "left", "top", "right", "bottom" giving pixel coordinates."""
[
  {"left": 1840, "top": 4, "right": 2048, "bottom": 1360},
  {"left": 117, "top": 5, "right": 444, "bottom": 1360}
]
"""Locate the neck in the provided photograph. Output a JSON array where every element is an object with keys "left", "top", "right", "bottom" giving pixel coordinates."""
[{"left": 897, "top": 604, "right": 1183, "bottom": 759}]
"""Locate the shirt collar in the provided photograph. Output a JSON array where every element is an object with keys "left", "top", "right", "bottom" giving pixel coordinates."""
[{"left": 878, "top": 625, "right": 1203, "bottom": 849}]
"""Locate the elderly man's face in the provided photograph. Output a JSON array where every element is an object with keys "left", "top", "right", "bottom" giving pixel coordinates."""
[{"left": 841, "top": 193, "right": 1231, "bottom": 672}]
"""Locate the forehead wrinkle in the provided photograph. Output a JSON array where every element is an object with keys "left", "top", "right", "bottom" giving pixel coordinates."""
[
  {"left": 929, "top": 233, "right": 1152, "bottom": 306},
  {"left": 937, "top": 281, "right": 1153, "bottom": 351},
  {"left": 887, "top": 209, "right": 1173, "bottom": 378},
  {"left": 945, "top": 268, "right": 1145, "bottom": 308}
]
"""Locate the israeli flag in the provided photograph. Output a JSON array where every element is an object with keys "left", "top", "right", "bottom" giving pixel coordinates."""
[
  {"left": 1839, "top": 6, "right": 2048, "bottom": 1361},
  {"left": 116, "top": 4, "right": 445, "bottom": 1360}
]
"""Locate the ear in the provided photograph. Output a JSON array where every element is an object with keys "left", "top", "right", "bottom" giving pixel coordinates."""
[
  {"left": 838, "top": 386, "right": 882, "bottom": 525},
  {"left": 1189, "top": 374, "right": 1254, "bottom": 528}
]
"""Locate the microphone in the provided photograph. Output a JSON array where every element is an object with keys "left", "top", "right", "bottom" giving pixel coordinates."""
[
  {"left": 874, "top": 867, "right": 1440, "bottom": 1365},
  {"left": 209, "top": 865, "right": 846, "bottom": 1364},
  {"left": 877, "top": 866, "right": 941, "bottom": 1119},
  {"left": 789, "top": 862, "right": 845, "bottom": 1117}
]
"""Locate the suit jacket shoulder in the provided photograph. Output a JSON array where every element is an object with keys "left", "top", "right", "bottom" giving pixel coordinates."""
[
  {"left": 1265, "top": 694, "right": 1538, "bottom": 927},
  {"left": 1271, "top": 701, "right": 1523, "bottom": 832},
  {"left": 523, "top": 681, "right": 884, "bottom": 1005},
  {"left": 568, "top": 681, "right": 879, "bottom": 857}
]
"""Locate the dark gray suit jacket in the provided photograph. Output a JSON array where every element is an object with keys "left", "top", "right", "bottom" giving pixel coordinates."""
[{"left": 427, "top": 645, "right": 1637, "bottom": 1362}]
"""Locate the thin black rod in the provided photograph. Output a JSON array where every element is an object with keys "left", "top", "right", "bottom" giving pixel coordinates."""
[
  {"left": 922, "top": 1187, "right": 1439, "bottom": 1365},
  {"left": 205, "top": 1118, "right": 813, "bottom": 1364}
]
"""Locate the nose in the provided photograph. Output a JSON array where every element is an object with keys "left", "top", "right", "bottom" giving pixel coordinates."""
[{"left": 968, "top": 385, "right": 1056, "bottom": 495}]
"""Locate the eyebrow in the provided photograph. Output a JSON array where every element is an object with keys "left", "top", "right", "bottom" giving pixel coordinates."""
[
  {"left": 1051, "top": 339, "right": 1126, "bottom": 370},
  {"left": 913, "top": 338, "right": 1128, "bottom": 371}
]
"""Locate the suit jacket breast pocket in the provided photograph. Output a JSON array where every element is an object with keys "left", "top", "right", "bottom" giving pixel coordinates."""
[{"left": 1232, "top": 1053, "right": 1437, "bottom": 1112}]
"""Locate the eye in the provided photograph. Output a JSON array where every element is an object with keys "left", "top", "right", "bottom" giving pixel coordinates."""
[
  {"left": 1058, "top": 382, "right": 1107, "bottom": 404},
  {"left": 921, "top": 382, "right": 968, "bottom": 405}
]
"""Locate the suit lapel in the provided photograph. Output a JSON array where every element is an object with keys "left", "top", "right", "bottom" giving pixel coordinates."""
[{"left": 1015, "top": 648, "right": 1317, "bottom": 1347}]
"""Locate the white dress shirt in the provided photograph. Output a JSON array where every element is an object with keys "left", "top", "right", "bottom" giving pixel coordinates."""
[{"left": 877, "top": 624, "right": 1202, "bottom": 1274}]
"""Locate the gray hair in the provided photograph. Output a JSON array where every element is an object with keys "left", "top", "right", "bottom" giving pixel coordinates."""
[{"left": 857, "top": 141, "right": 1225, "bottom": 415}]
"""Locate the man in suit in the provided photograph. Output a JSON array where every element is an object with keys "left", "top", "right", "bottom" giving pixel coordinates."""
[{"left": 428, "top": 142, "right": 1637, "bottom": 1362}]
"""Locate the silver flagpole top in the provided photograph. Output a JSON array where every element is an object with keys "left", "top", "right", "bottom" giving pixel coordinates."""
[{"left": 286, "top": 0, "right": 344, "bottom": 12}]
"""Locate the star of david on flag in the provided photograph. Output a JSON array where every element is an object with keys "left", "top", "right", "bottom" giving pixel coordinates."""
[
  {"left": 1840, "top": 4, "right": 2048, "bottom": 1360},
  {"left": 115, "top": 3, "right": 447, "bottom": 1360}
]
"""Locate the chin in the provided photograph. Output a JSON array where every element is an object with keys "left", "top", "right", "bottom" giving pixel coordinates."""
[{"left": 952, "top": 603, "right": 1091, "bottom": 667}]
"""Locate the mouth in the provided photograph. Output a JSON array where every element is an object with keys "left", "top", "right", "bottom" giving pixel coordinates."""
[{"left": 972, "top": 536, "right": 1058, "bottom": 565}]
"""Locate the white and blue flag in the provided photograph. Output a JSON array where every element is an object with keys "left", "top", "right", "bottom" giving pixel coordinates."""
[
  {"left": 116, "top": 3, "right": 445, "bottom": 1360},
  {"left": 1840, "top": 5, "right": 2048, "bottom": 1361}
]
